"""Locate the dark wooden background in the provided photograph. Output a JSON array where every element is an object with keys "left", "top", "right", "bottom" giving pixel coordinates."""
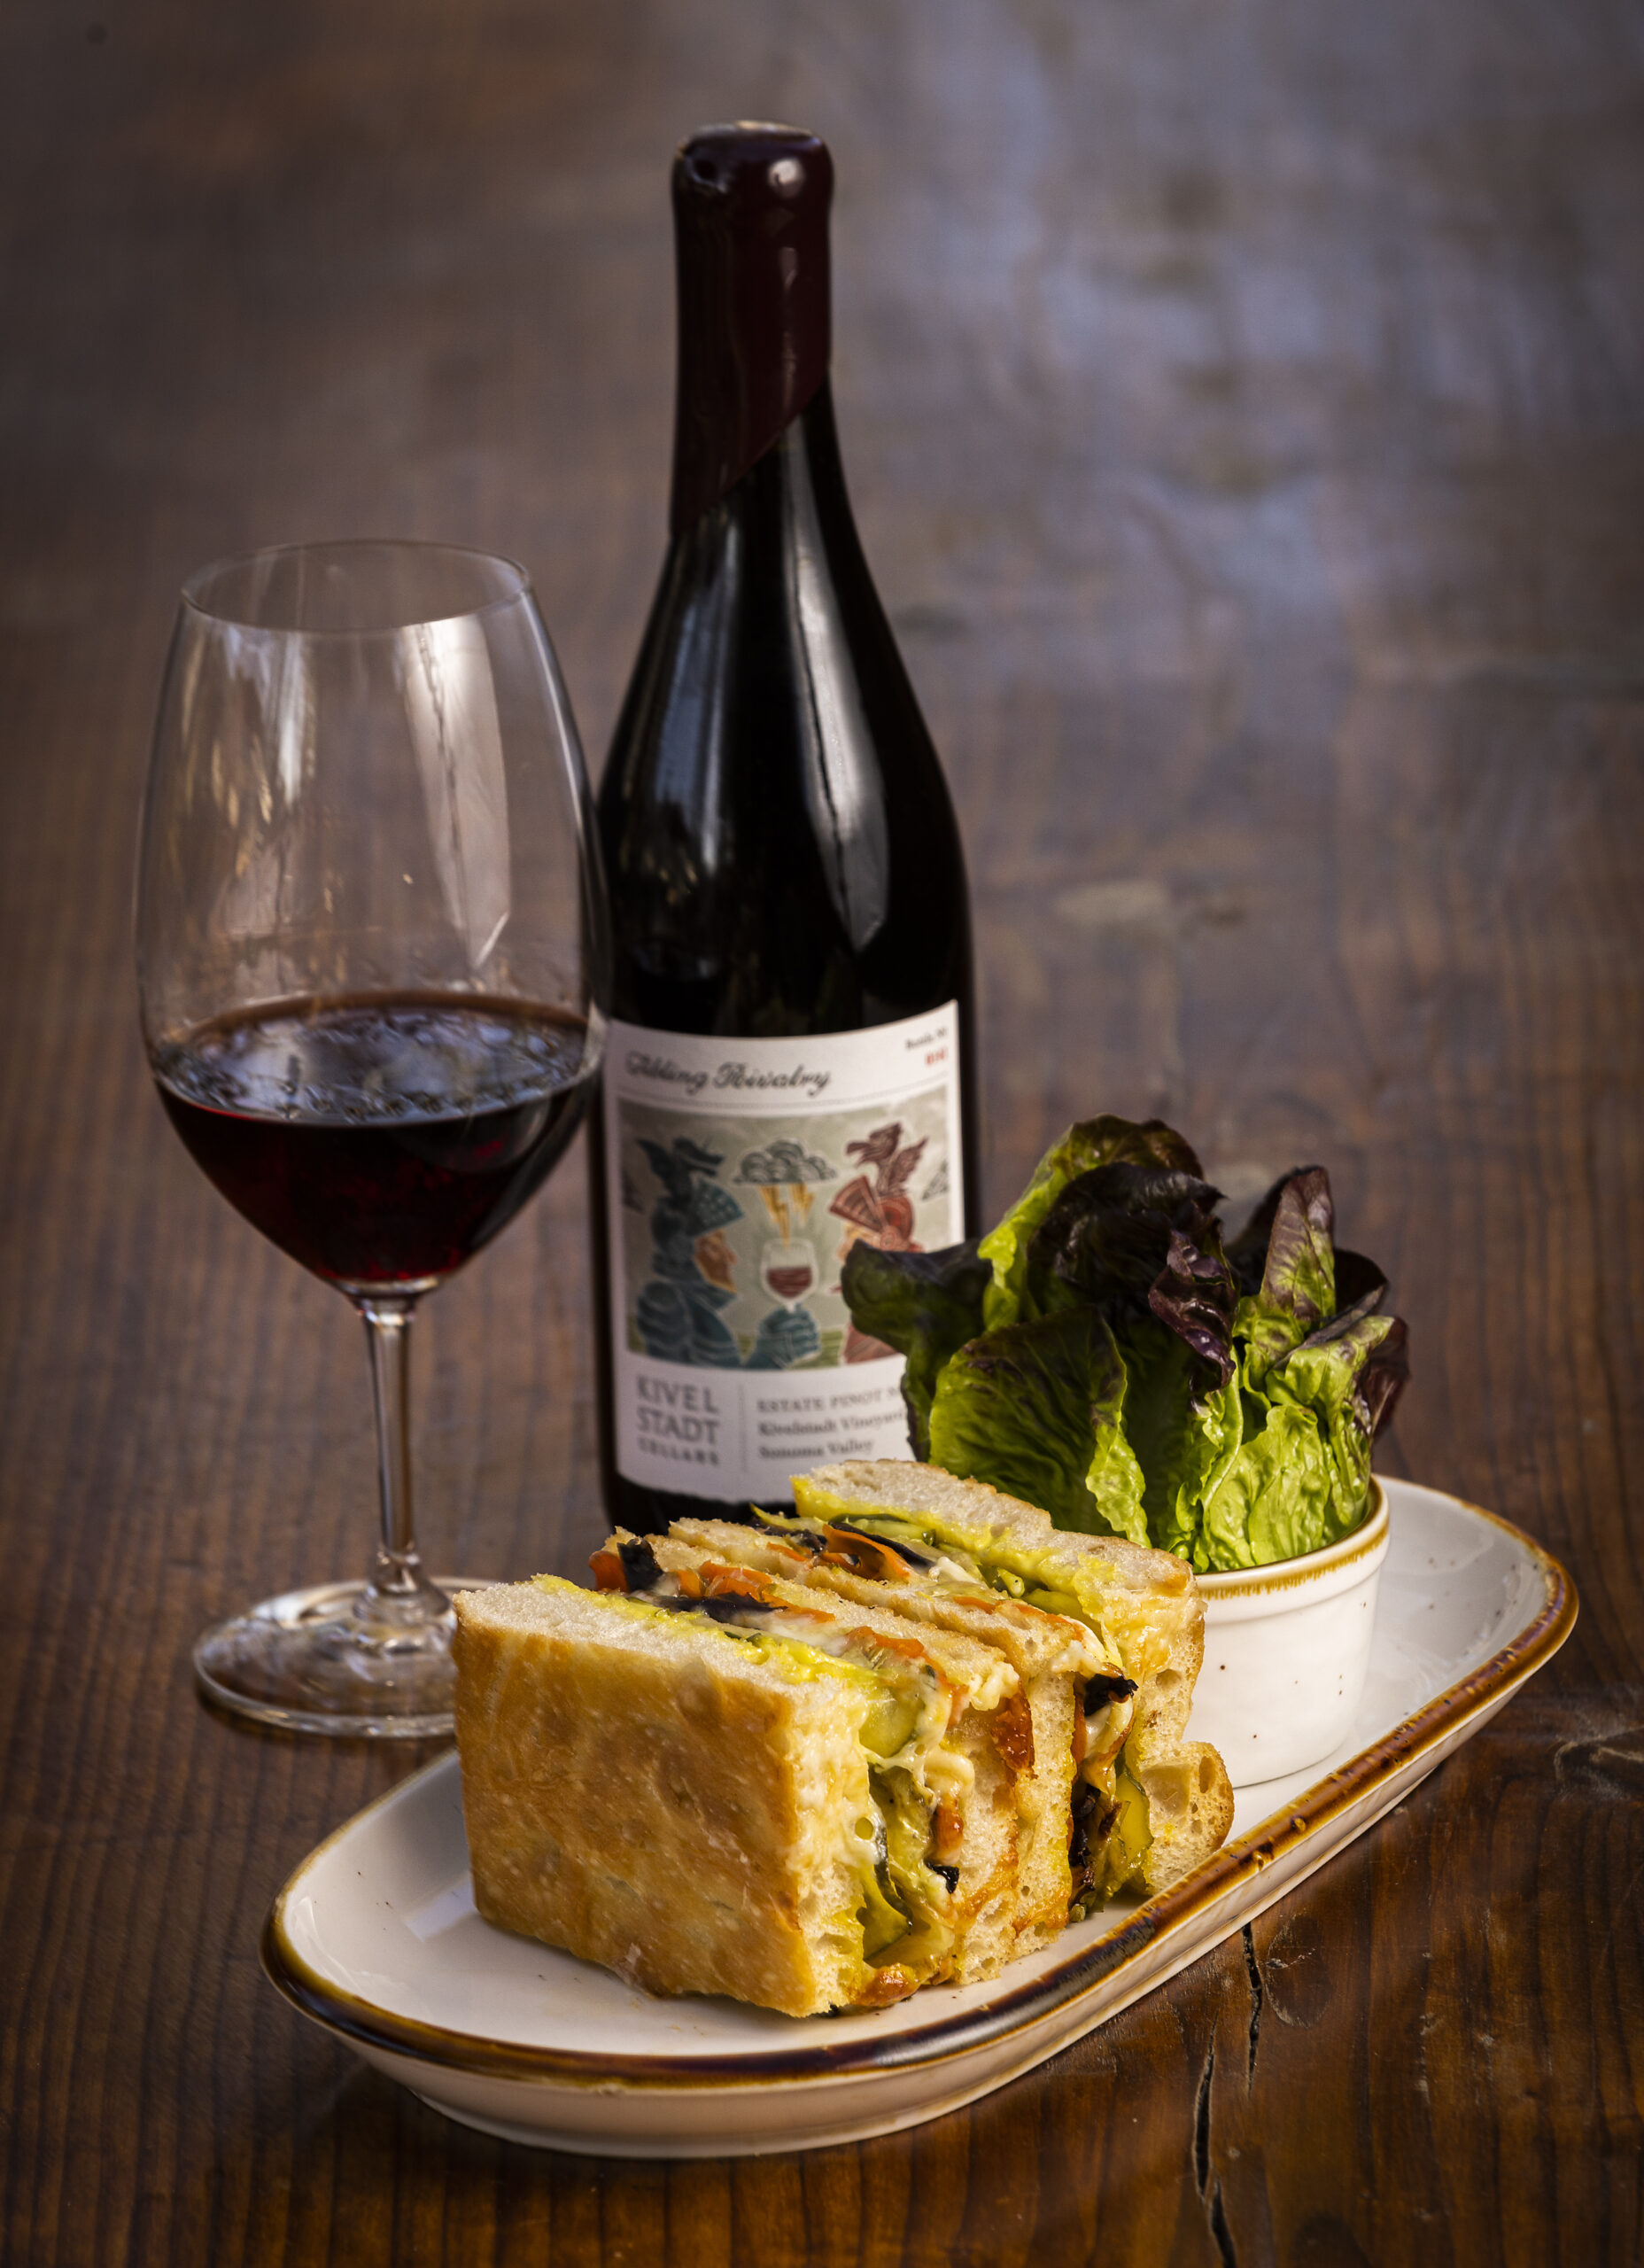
[{"left": 3, "top": 2, "right": 1641, "bottom": 2262}]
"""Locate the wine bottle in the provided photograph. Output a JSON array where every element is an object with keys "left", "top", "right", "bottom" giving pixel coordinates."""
[{"left": 592, "top": 123, "right": 977, "bottom": 1532}]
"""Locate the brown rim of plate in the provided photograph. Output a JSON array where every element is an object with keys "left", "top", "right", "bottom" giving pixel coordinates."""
[{"left": 260, "top": 1490, "right": 1577, "bottom": 2093}]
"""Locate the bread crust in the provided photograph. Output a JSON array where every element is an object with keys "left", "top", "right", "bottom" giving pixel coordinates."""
[{"left": 454, "top": 1581, "right": 891, "bottom": 2017}]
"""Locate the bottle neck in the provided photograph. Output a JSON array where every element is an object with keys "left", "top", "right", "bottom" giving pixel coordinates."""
[
  {"left": 667, "top": 378, "right": 862, "bottom": 591},
  {"left": 668, "top": 126, "right": 834, "bottom": 538}
]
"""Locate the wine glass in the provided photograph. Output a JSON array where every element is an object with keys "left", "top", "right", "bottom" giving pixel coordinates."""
[{"left": 136, "top": 540, "right": 609, "bottom": 1736}]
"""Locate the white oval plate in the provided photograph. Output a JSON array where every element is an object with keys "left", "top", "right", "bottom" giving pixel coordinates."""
[{"left": 263, "top": 1480, "right": 1574, "bottom": 2156}]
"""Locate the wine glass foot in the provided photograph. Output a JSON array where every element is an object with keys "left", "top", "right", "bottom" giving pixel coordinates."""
[{"left": 192, "top": 1577, "right": 490, "bottom": 1738}]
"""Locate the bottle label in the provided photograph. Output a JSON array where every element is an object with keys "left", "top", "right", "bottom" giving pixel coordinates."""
[{"left": 602, "top": 1004, "right": 964, "bottom": 1503}]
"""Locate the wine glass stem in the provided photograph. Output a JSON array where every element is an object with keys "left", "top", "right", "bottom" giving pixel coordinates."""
[{"left": 357, "top": 1296, "right": 450, "bottom": 1629}]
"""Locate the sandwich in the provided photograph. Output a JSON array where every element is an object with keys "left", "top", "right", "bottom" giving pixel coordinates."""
[
  {"left": 454, "top": 1462, "right": 1233, "bottom": 2019},
  {"left": 631, "top": 1516, "right": 1113, "bottom": 1948},
  {"left": 775, "top": 1460, "right": 1235, "bottom": 1897},
  {"left": 455, "top": 1562, "right": 1022, "bottom": 2013},
  {"left": 604, "top": 1530, "right": 1044, "bottom": 1981}
]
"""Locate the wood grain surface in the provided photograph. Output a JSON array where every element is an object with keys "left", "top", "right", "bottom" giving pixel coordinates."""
[{"left": 3, "top": 2, "right": 1642, "bottom": 2262}]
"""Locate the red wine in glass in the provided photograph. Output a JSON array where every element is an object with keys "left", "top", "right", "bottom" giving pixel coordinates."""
[
  {"left": 154, "top": 994, "right": 593, "bottom": 1293},
  {"left": 760, "top": 1236, "right": 819, "bottom": 1308}
]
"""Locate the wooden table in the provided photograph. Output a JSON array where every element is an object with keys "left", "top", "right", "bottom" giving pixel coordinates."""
[{"left": 4, "top": 3, "right": 1640, "bottom": 2260}]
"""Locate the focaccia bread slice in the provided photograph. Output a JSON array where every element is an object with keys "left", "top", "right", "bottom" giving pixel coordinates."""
[
  {"left": 594, "top": 1532, "right": 1023, "bottom": 1983},
  {"left": 788, "top": 1461, "right": 1236, "bottom": 1896},
  {"left": 454, "top": 1575, "right": 934, "bottom": 2016},
  {"left": 661, "top": 1513, "right": 1107, "bottom": 1952}
]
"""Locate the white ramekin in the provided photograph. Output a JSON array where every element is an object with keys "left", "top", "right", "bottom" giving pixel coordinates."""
[{"left": 1185, "top": 1480, "right": 1390, "bottom": 1787}]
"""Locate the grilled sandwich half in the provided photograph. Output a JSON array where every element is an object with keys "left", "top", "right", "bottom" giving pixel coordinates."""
[{"left": 457, "top": 1565, "right": 1020, "bottom": 2012}]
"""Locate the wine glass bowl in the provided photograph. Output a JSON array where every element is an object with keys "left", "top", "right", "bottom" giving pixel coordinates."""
[
  {"left": 152, "top": 994, "right": 591, "bottom": 1296},
  {"left": 138, "top": 541, "right": 608, "bottom": 1735}
]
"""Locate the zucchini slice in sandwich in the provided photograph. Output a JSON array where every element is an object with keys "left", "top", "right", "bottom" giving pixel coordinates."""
[
  {"left": 779, "top": 1461, "right": 1236, "bottom": 1899},
  {"left": 592, "top": 1534, "right": 1026, "bottom": 1983},
  {"left": 455, "top": 1572, "right": 994, "bottom": 2016}
]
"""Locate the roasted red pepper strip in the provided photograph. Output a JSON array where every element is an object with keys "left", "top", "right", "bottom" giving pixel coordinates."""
[
  {"left": 698, "top": 1562, "right": 778, "bottom": 1605},
  {"left": 588, "top": 1548, "right": 627, "bottom": 1592},
  {"left": 823, "top": 1526, "right": 913, "bottom": 1584}
]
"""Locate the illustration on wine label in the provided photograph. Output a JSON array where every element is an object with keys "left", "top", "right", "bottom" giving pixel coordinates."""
[{"left": 602, "top": 1006, "right": 962, "bottom": 1500}]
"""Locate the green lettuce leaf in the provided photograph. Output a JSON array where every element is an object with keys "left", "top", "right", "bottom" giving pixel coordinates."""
[
  {"left": 927, "top": 1309, "right": 1149, "bottom": 1543},
  {"left": 1270, "top": 1309, "right": 1410, "bottom": 1508},
  {"left": 1229, "top": 1168, "right": 1338, "bottom": 1381},
  {"left": 978, "top": 1118, "right": 1201, "bottom": 1332},
  {"left": 840, "top": 1117, "right": 1409, "bottom": 1568},
  {"left": 1199, "top": 1394, "right": 1337, "bottom": 1571},
  {"left": 1116, "top": 1322, "right": 1245, "bottom": 1557},
  {"left": 1196, "top": 1309, "right": 1411, "bottom": 1570},
  {"left": 837, "top": 1239, "right": 991, "bottom": 1459}
]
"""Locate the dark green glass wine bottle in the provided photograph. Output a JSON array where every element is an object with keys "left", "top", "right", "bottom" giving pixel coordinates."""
[{"left": 591, "top": 123, "right": 977, "bottom": 1532}]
